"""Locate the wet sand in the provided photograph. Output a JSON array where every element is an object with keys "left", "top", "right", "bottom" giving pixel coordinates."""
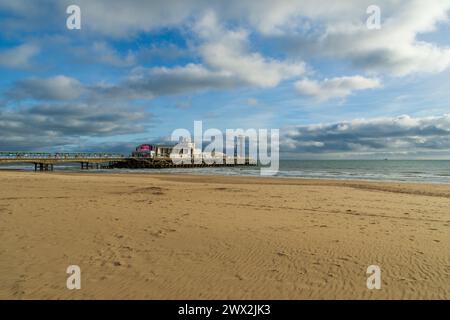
[{"left": 0, "top": 171, "right": 449, "bottom": 299}]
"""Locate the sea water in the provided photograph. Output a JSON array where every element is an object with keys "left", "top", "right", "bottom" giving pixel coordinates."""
[{"left": 2, "top": 160, "right": 450, "bottom": 184}]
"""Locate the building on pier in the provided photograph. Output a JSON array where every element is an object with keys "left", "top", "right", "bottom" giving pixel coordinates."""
[
  {"left": 132, "top": 144, "right": 155, "bottom": 158},
  {"left": 132, "top": 138, "right": 203, "bottom": 160}
]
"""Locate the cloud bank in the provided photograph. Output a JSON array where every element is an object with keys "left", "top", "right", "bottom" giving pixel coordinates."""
[
  {"left": 295, "top": 76, "right": 381, "bottom": 101},
  {"left": 0, "top": 104, "right": 149, "bottom": 149},
  {"left": 284, "top": 115, "right": 450, "bottom": 158}
]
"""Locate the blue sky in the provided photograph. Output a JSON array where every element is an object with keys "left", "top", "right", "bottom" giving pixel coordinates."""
[{"left": 1, "top": 0, "right": 450, "bottom": 159}]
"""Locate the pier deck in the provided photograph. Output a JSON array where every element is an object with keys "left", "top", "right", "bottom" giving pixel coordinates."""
[
  {"left": 0, "top": 152, "right": 126, "bottom": 171},
  {"left": 0, "top": 152, "right": 256, "bottom": 171}
]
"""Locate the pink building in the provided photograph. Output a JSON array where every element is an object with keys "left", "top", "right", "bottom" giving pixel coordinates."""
[{"left": 132, "top": 144, "right": 155, "bottom": 158}]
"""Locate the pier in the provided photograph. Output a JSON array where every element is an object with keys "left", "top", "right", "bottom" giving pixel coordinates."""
[
  {"left": 106, "top": 156, "right": 255, "bottom": 169},
  {"left": 0, "top": 152, "right": 127, "bottom": 171},
  {"left": 0, "top": 152, "right": 256, "bottom": 171}
]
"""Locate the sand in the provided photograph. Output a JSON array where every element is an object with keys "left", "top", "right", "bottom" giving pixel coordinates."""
[{"left": 0, "top": 171, "right": 449, "bottom": 299}]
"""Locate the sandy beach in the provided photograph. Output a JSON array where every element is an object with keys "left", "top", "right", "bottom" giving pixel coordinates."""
[{"left": 0, "top": 171, "right": 449, "bottom": 299}]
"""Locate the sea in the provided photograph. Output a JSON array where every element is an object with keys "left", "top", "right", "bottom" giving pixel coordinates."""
[{"left": 1, "top": 160, "right": 450, "bottom": 184}]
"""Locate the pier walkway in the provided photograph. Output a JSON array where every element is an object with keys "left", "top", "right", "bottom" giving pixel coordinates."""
[
  {"left": 0, "top": 152, "right": 256, "bottom": 171},
  {"left": 0, "top": 152, "right": 126, "bottom": 171}
]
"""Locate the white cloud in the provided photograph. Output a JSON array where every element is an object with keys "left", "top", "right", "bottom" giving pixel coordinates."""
[
  {"left": 8, "top": 75, "right": 85, "bottom": 100},
  {"left": 195, "top": 12, "right": 305, "bottom": 88},
  {"left": 89, "top": 12, "right": 306, "bottom": 99},
  {"left": 0, "top": 43, "right": 39, "bottom": 69},
  {"left": 5, "top": 66, "right": 237, "bottom": 102},
  {"left": 295, "top": 76, "right": 381, "bottom": 101},
  {"left": 2, "top": 0, "right": 450, "bottom": 102},
  {"left": 3, "top": 1, "right": 450, "bottom": 77},
  {"left": 0, "top": 103, "right": 149, "bottom": 149},
  {"left": 121, "top": 64, "right": 238, "bottom": 97},
  {"left": 284, "top": 114, "right": 450, "bottom": 157},
  {"left": 90, "top": 42, "right": 136, "bottom": 67},
  {"left": 269, "top": 0, "right": 450, "bottom": 76}
]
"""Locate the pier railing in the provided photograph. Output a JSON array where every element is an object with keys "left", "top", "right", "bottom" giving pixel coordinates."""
[
  {"left": 0, "top": 151, "right": 256, "bottom": 171},
  {"left": 0, "top": 152, "right": 125, "bottom": 159},
  {"left": 0, "top": 152, "right": 127, "bottom": 171}
]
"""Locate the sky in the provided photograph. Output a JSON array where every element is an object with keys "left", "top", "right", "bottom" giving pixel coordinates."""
[{"left": 0, "top": 0, "right": 450, "bottom": 159}]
